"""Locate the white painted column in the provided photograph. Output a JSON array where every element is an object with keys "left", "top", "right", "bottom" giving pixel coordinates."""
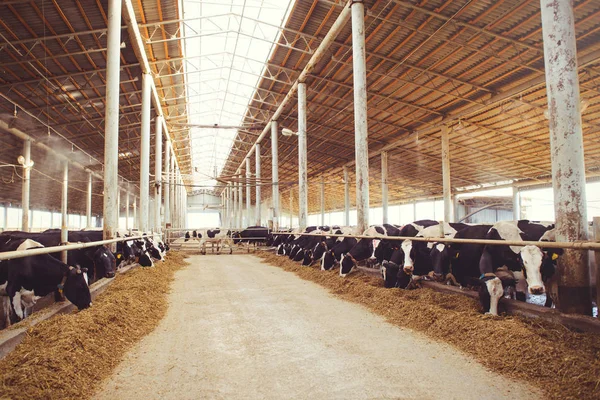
[
  {"left": 103, "top": 0, "right": 122, "bottom": 243},
  {"left": 343, "top": 166, "right": 350, "bottom": 226},
  {"left": 226, "top": 183, "right": 231, "bottom": 228},
  {"left": 320, "top": 176, "right": 325, "bottom": 226},
  {"left": 117, "top": 186, "right": 121, "bottom": 230},
  {"left": 298, "top": 82, "right": 308, "bottom": 230},
  {"left": 154, "top": 115, "right": 163, "bottom": 232},
  {"left": 238, "top": 176, "right": 243, "bottom": 228},
  {"left": 169, "top": 150, "right": 175, "bottom": 229},
  {"left": 351, "top": 0, "right": 370, "bottom": 232},
  {"left": 289, "top": 189, "right": 293, "bottom": 228},
  {"left": 441, "top": 125, "right": 453, "bottom": 222},
  {"left": 86, "top": 172, "right": 92, "bottom": 229},
  {"left": 21, "top": 139, "right": 31, "bottom": 231},
  {"left": 245, "top": 157, "right": 252, "bottom": 226},
  {"left": 255, "top": 143, "right": 262, "bottom": 226},
  {"left": 125, "top": 187, "right": 130, "bottom": 232},
  {"left": 541, "top": 0, "right": 590, "bottom": 314},
  {"left": 139, "top": 73, "right": 152, "bottom": 232},
  {"left": 61, "top": 161, "right": 68, "bottom": 264},
  {"left": 271, "top": 120, "right": 280, "bottom": 231},
  {"left": 133, "top": 197, "right": 137, "bottom": 231},
  {"left": 381, "top": 151, "right": 388, "bottom": 224},
  {"left": 233, "top": 178, "right": 239, "bottom": 228},
  {"left": 163, "top": 142, "right": 170, "bottom": 227},
  {"left": 512, "top": 186, "right": 520, "bottom": 220}
]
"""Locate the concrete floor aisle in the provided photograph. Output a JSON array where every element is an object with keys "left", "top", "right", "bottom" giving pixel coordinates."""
[{"left": 94, "top": 255, "right": 539, "bottom": 400}]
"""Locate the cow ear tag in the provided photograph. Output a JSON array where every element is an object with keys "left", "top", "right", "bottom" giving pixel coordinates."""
[
  {"left": 454, "top": 252, "right": 460, "bottom": 258},
  {"left": 552, "top": 253, "right": 559, "bottom": 261},
  {"left": 116, "top": 254, "right": 122, "bottom": 259}
]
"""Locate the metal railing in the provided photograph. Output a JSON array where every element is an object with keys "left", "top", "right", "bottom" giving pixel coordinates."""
[
  {"left": 271, "top": 231, "right": 600, "bottom": 251},
  {"left": 0, "top": 234, "right": 163, "bottom": 261}
]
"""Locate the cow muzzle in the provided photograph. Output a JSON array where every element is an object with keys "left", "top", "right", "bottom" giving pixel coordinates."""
[
  {"left": 529, "top": 285, "right": 545, "bottom": 295},
  {"left": 366, "top": 257, "right": 377, "bottom": 267},
  {"left": 106, "top": 271, "right": 116, "bottom": 278},
  {"left": 403, "top": 265, "right": 414, "bottom": 275}
]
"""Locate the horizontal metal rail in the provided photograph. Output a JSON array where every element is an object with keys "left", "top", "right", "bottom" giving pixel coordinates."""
[
  {"left": 272, "top": 231, "right": 600, "bottom": 251},
  {"left": 0, "top": 234, "right": 163, "bottom": 262}
]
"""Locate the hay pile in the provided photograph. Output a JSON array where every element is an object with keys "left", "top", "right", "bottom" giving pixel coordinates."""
[
  {"left": 258, "top": 252, "right": 600, "bottom": 400},
  {"left": 0, "top": 252, "right": 189, "bottom": 400}
]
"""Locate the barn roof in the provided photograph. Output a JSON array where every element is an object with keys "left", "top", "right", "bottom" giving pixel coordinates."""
[{"left": 0, "top": 0, "right": 599, "bottom": 216}]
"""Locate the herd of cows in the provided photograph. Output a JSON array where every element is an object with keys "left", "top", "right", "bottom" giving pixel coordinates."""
[
  {"left": 0, "top": 229, "right": 168, "bottom": 326},
  {"left": 264, "top": 220, "right": 562, "bottom": 316}
]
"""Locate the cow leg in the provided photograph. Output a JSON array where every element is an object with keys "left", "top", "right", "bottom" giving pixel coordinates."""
[
  {"left": 3, "top": 297, "right": 12, "bottom": 328},
  {"left": 485, "top": 277, "right": 503, "bottom": 316},
  {"left": 11, "top": 292, "right": 24, "bottom": 320}
]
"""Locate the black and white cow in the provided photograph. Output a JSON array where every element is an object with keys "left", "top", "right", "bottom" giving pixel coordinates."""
[
  {"left": 429, "top": 224, "right": 492, "bottom": 287},
  {"left": 321, "top": 236, "right": 358, "bottom": 271},
  {"left": 478, "top": 220, "right": 555, "bottom": 315},
  {"left": 339, "top": 225, "right": 394, "bottom": 277},
  {"left": 4, "top": 230, "right": 116, "bottom": 283},
  {"left": 197, "top": 229, "right": 234, "bottom": 254},
  {"left": 232, "top": 226, "right": 269, "bottom": 246},
  {"left": 0, "top": 236, "right": 92, "bottom": 321}
]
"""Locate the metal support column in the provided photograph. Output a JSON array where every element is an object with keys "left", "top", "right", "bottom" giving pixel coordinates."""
[
  {"left": 271, "top": 120, "right": 279, "bottom": 231},
  {"left": 163, "top": 142, "right": 170, "bottom": 227},
  {"left": 125, "top": 188, "right": 130, "bottom": 232},
  {"left": 133, "top": 197, "right": 137, "bottom": 231},
  {"left": 169, "top": 151, "right": 175, "bottom": 229},
  {"left": 441, "top": 125, "right": 453, "bottom": 222},
  {"left": 154, "top": 115, "right": 163, "bottom": 232},
  {"left": 233, "top": 178, "right": 239, "bottom": 228},
  {"left": 61, "top": 161, "right": 68, "bottom": 264},
  {"left": 139, "top": 73, "right": 152, "bottom": 232},
  {"left": 343, "top": 166, "right": 350, "bottom": 226},
  {"left": 238, "top": 176, "right": 243, "bottom": 228},
  {"left": 226, "top": 183, "right": 231, "bottom": 228},
  {"left": 21, "top": 139, "right": 31, "bottom": 231},
  {"left": 512, "top": 186, "right": 520, "bottom": 220},
  {"left": 103, "top": 0, "right": 122, "bottom": 244},
  {"left": 298, "top": 82, "right": 308, "bottom": 230},
  {"left": 381, "top": 151, "right": 388, "bottom": 224},
  {"left": 86, "top": 172, "right": 92, "bottom": 229},
  {"left": 117, "top": 186, "right": 121, "bottom": 230},
  {"left": 541, "top": 0, "right": 591, "bottom": 314},
  {"left": 245, "top": 157, "right": 252, "bottom": 226},
  {"left": 255, "top": 143, "right": 262, "bottom": 226},
  {"left": 351, "top": 0, "right": 369, "bottom": 232},
  {"left": 320, "top": 176, "right": 325, "bottom": 226},
  {"left": 289, "top": 189, "right": 293, "bottom": 228}
]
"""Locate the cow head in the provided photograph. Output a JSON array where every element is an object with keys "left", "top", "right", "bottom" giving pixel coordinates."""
[
  {"left": 401, "top": 239, "right": 416, "bottom": 275},
  {"left": 301, "top": 249, "right": 313, "bottom": 266},
  {"left": 276, "top": 244, "right": 286, "bottom": 256},
  {"left": 232, "top": 231, "right": 242, "bottom": 244},
  {"left": 380, "top": 260, "right": 400, "bottom": 288},
  {"left": 373, "top": 240, "right": 395, "bottom": 267},
  {"left": 340, "top": 254, "right": 356, "bottom": 277},
  {"left": 312, "top": 242, "right": 327, "bottom": 263},
  {"left": 517, "top": 245, "right": 546, "bottom": 295},
  {"left": 321, "top": 250, "right": 337, "bottom": 271},
  {"left": 91, "top": 246, "right": 117, "bottom": 279},
  {"left": 144, "top": 239, "right": 163, "bottom": 261},
  {"left": 293, "top": 248, "right": 305, "bottom": 262},
  {"left": 429, "top": 242, "right": 454, "bottom": 282},
  {"left": 366, "top": 239, "right": 382, "bottom": 267},
  {"left": 63, "top": 266, "right": 92, "bottom": 310},
  {"left": 138, "top": 251, "right": 154, "bottom": 267}
]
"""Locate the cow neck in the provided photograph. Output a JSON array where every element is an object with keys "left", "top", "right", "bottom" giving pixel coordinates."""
[{"left": 346, "top": 252, "right": 359, "bottom": 267}]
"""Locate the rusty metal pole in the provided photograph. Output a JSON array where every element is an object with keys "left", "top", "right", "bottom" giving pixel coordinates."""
[
  {"left": 343, "top": 166, "right": 350, "bottom": 226},
  {"left": 255, "top": 144, "right": 262, "bottom": 226},
  {"left": 381, "top": 151, "right": 388, "bottom": 224},
  {"left": 61, "top": 161, "right": 68, "bottom": 264},
  {"left": 21, "top": 139, "right": 31, "bottom": 232},
  {"left": 351, "top": 0, "right": 369, "bottom": 232},
  {"left": 298, "top": 82, "right": 308, "bottom": 230},
  {"left": 441, "top": 125, "right": 453, "bottom": 222},
  {"left": 271, "top": 120, "right": 279, "bottom": 231},
  {"left": 512, "top": 186, "right": 520, "bottom": 220},
  {"left": 541, "top": 0, "right": 591, "bottom": 315}
]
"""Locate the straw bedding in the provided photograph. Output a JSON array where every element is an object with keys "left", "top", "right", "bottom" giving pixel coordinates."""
[
  {"left": 258, "top": 252, "right": 600, "bottom": 400},
  {"left": 0, "top": 252, "right": 188, "bottom": 400}
]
